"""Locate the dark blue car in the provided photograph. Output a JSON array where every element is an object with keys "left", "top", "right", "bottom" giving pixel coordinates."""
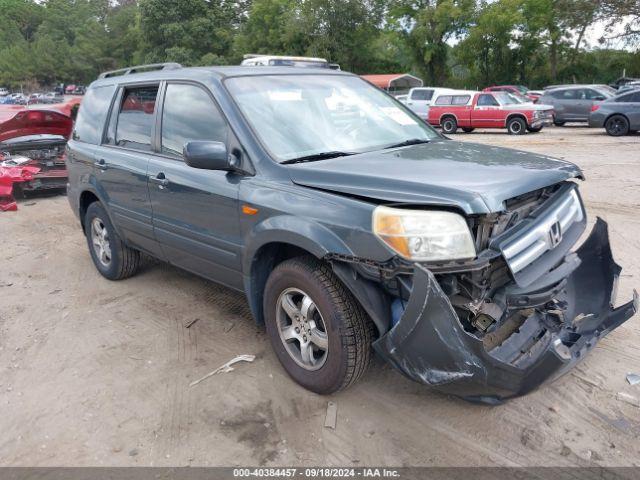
[{"left": 65, "top": 63, "right": 637, "bottom": 403}]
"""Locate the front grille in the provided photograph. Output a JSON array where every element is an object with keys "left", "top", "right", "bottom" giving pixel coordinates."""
[{"left": 500, "top": 187, "right": 583, "bottom": 274}]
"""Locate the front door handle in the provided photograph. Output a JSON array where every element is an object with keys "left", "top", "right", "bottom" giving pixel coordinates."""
[
  {"left": 149, "top": 172, "right": 169, "bottom": 187},
  {"left": 94, "top": 158, "right": 107, "bottom": 170}
]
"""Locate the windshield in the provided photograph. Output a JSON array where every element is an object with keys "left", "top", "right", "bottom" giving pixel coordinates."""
[
  {"left": 506, "top": 92, "right": 531, "bottom": 103},
  {"left": 597, "top": 85, "right": 617, "bottom": 95},
  {"left": 515, "top": 85, "right": 529, "bottom": 94},
  {"left": 225, "top": 74, "right": 439, "bottom": 162},
  {"left": 494, "top": 92, "right": 522, "bottom": 105}
]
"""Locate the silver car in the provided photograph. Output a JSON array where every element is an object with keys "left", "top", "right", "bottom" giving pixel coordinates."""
[
  {"left": 589, "top": 89, "right": 640, "bottom": 136},
  {"left": 539, "top": 86, "right": 613, "bottom": 125}
]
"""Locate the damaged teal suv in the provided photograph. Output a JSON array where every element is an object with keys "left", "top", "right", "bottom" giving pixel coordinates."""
[{"left": 66, "top": 63, "right": 638, "bottom": 404}]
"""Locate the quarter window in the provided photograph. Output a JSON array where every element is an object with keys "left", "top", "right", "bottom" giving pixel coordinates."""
[
  {"left": 584, "top": 89, "right": 604, "bottom": 100},
  {"left": 435, "top": 95, "right": 452, "bottom": 105},
  {"left": 115, "top": 85, "right": 159, "bottom": 151},
  {"left": 615, "top": 93, "right": 634, "bottom": 102},
  {"left": 161, "top": 83, "right": 228, "bottom": 157},
  {"left": 73, "top": 85, "right": 116, "bottom": 144}
]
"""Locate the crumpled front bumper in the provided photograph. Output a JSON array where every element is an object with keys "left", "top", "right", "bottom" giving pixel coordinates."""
[{"left": 373, "top": 219, "right": 638, "bottom": 404}]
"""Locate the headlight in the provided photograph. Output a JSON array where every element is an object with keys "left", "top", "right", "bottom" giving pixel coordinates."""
[{"left": 372, "top": 206, "right": 476, "bottom": 262}]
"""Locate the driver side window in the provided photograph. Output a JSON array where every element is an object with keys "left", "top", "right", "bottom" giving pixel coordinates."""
[
  {"left": 477, "top": 94, "right": 498, "bottom": 106},
  {"left": 161, "top": 83, "right": 228, "bottom": 158}
]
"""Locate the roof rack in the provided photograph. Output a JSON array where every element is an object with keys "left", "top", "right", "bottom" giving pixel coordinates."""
[{"left": 98, "top": 63, "right": 183, "bottom": 79}]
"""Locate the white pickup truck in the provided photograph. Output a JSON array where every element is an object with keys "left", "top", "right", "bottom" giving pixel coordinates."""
[{"left": 399, "top": 87, "right": 454, "bottom": 120}]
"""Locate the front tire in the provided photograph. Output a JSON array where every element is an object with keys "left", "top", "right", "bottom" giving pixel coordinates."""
[
  {"left": 462, "top": 127, "right": 475, "bottom": 133},
  {"left": 507, "top": 117, "right": 527, "bottom": 135},
  {"left": 527, "top": 126, "right": 543, "bottom": 133},
  {"left": 441, "top": 116, "right": 458, "bottom": 134},
  {"left": 84, "top": 202, "right": 140, "bottom": 280},
  {"left": 263, "top": 257, "right": 374, "bottom": 394},
  {"left": 605, "top": 115, "right": 629, "bottom": 136}
]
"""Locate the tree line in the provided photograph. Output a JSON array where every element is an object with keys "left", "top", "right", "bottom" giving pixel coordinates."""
[{"left": 0, "top": 0, "right": 638, "bottom": 90}]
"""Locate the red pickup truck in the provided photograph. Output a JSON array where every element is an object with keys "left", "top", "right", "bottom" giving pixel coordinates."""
[{"left": 428, "top": 91, "right": 554, "bottom": 135}]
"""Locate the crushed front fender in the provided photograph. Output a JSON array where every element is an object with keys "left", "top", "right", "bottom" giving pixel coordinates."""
[{"left": 373, "top": 218, "right": 638, "bottom": 404}]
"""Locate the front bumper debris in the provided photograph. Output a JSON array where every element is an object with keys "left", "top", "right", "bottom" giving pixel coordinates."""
[{"left": 373, "top": 219, "right": 638, "bottom": 404}]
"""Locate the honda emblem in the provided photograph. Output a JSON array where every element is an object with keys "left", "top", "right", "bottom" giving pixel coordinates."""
[{"left": 549, "top": 221, "right": 563, "bottom": 247}]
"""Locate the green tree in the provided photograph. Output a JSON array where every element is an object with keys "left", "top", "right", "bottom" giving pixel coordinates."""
[
  {"left": 389, "top": 0, "right": 475, "bottom": 85},
  {"left": 138, "top": 0, "right": 248, "bottom": 65}
]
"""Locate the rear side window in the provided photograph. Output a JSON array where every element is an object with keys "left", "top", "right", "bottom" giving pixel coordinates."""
[
  {"left": 73, "top": 85, "right": 116, "bottom": 144},
  {"left": 161, "top": 83, "right": 228, "bottom": 157},
  {"left": 615, "top": 93, "right": 634, "bottom": 102},
  {"left": 115, "top": 85, "right": 159, "bottom": 151},
  {"left": 410, "top": 89, "right": 433, "bottom": 101},
  {"left": 452, "top": 95, "right": 470, "bottom": 105},
  {"left": 584, "top": 89, "right": 605, "bottom": 100},
  {"left": 551, "top": 89, "right": 572, "bottom": 99},
  {"left": 435, "top": 95, "right": 452, "bottom": 105}
]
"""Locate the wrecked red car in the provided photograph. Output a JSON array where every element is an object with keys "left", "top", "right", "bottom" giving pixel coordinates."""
[{"left": 0, "top": 100, "right": 78, "bottom": 211}]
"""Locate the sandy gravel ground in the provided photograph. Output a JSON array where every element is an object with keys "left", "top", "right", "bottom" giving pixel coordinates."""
[{"left": 0, "top": 126, "right": 638, "bottom": 467}]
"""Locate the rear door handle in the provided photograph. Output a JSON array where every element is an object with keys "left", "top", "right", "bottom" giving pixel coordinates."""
[
  {"left": 149, "top": 172, "right": 169, "bottom": 187},
  {"left": 94, "top": 159, "right": 107, "bottom": 170}
]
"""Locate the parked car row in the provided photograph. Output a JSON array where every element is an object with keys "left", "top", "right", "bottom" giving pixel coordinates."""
[
  {"left": 589, "top": 89, "right": 640, "bottom": 136},
  {"left": 398, "top": 82, "right": 638, "bottom": 137},
  {"left": 64, "top": 84, "right": 86, "bottom": 95},
  {"left": 0, "top": 91, "right": 66, "bottom": 105},
  {"left": 538, "top": 85, "right": 613, "bottom": 125},
  {"left": 399, "top": 87, "right": 554, "bottom": 134}
]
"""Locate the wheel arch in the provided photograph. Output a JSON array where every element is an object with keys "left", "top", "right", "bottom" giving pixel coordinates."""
[
  {"left": 243, "top": 216, "right": 354, "bottom": 325},
  {"left": 243, "top": 217, "right": 391, "bottom": 336},
  {"left": 439, "top": 113, "right": 458, "bottom": 125},
  {"left": 505, "top": 112, "right": 528, "bottom": 127},
  {"left": 604, "top": 112, "right": 630, "bottom": 126},
  {"left": 78, "top": 188, "right": 105, "bottom": 230}
]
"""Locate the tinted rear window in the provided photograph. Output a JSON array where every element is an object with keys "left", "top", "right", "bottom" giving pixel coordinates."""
[
  {"left": 73, "top": 85, "right": 116, "bottom": 144},
  {"left": 115, "top": 85, "right": 159, "bottom": 151},
  {"left": 411, "top": 89, "right": 433, "bottom": 101}
]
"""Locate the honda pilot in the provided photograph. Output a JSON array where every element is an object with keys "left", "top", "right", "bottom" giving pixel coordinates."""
[{"left": 66, "top": 63, "right": 637, "bottom": 404}]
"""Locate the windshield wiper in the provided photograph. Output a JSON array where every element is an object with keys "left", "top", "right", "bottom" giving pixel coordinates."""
[
  {"left": 280, "top": 151, "right": 355, "bottom": 165},
  {"left": 383, "top": 138, "right": 430, "bottom": 149}
]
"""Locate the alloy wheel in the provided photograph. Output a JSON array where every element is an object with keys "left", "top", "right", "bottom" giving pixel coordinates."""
[
  {"left": 91, "top": 217, "right": 112, "bottom": 267},
  {"left": 276, "top": 287, "right": 329, "bottom": 371}
]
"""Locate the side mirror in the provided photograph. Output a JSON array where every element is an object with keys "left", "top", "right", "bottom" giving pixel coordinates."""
[{"left": 183, "top": 141, "right": 238, "bottom": 171}]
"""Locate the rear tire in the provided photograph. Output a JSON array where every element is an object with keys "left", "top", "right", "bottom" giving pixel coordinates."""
[
  {"left": 507, "top": 117, "right": 527, "bottom": 135},
  {"left": 553, "top": 120, "right": 565, "bottom": 126},
  {"left": 462, "top": 127, "right": 475, "bottom": 133},
  {"left": 84, "top": 202, "right": 140, "bottom": 280},
  {"left": 605, "top": 115, "right": 629, "bottom": 136},
  {"left": 441, "top": 116, "right": 458, "bottom": 134},
  {"left": 263, "top": 256, "right": 375, "bottom": 394}
]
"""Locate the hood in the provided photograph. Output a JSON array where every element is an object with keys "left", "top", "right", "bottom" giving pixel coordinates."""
[{"left": 286, "top": 140, "right": 582, "bottom": 214}]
